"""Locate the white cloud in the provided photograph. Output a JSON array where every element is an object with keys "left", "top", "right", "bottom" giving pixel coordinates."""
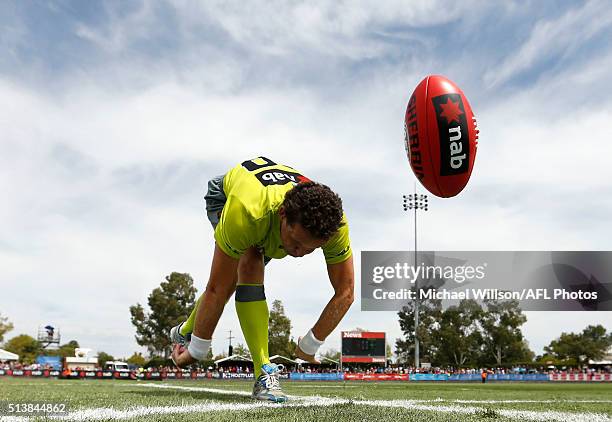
[
  {"left": 74, "top": 2, "right": 156, "bottom": 54},
  {"left": 484, "top": 0, "right": 612, "bottom": 88},
  {"left": 170, "top": 0, "right": 476, "bottom": 59}
]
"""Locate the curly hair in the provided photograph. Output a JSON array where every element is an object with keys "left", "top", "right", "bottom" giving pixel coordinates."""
[{"left": 282, "top": 181, "right": 345, "bottom": 240}]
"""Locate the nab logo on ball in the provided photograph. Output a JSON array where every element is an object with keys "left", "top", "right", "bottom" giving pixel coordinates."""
[{"left": 432, "top": 94, "right": 469, "bottom": 176}]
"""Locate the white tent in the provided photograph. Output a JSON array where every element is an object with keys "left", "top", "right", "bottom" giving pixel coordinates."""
[
  {"left": 269, "top": 354, "right": 298, "bottom": 364},
  {"left": 0, "top": 349, "right": 19, "bottom": 361},
  {"left": 214, "top": 354, "right": 252, "bottom": 365}
]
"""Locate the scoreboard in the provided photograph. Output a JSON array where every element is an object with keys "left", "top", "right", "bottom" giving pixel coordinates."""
[{"left": 341, "top": 331, "right": 386, "bottom": 364}]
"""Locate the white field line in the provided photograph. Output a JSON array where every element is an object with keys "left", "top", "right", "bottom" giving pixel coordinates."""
[
  {"left": 138, "top": 384, "right": 612, "bottom": 405},
  {"left": 138, "top": 383, "right": 253, "bottom": 397},
  {"left": 356, "top": 400, "right": 612, "bottom": 422},
  {"left": 452, "top": 399, "right": 612, "bottom": 404},
  {"left": 1, "top": 382, "right": 610, "bottom": 422}
]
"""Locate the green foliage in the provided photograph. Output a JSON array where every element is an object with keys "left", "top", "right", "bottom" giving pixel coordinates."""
[
  {"left": 480, "top": 299, "right": 531, "bottom": 366},
  {"left": 232, "top": 343, "right": 251, "bottom": 358},
  {"left": 396, "top": 296, "right": 532, "bottom": 367},
  {"left": 536, "top": 353, "right": 576, "bottom": 367},
  {"left": 4, "top": 334, "right": 41, "bottom": 364},
  {"left": 129, "top": 272, "right": 197, "bottom": 358},
  {"left": 199, "top": 348, "right": 215, "bottom": 369},
  {"left": 433, "top": 300, "right": 483, "bottom": 367},
  {"left": 268, "top": 299, "right": 296, "bottom": 358},
  {"left": 213, "top": 352, "right": 227, "bottom": 361},
  {"left": 0, "top": 312, "right": 14, "bottom": 343},
  {"left": 395, "top": 289, "right": 442, "bottom": 364},
  {"left": 144, "top": 355, "right": 173, "bottom": 368},
  {"left": 126, "top": 352, "right": 146, "bottom": 367},
  {"left": 580, "top": 325, "right": 612, "bottom": 361},
  {"left": 97, "top": 351, "right": 115, "bottom": 367},
  {"left": 544, "top": 324, "right": 612, "bottom": 365},
  {"left": 386, "top": 344, "right": 393, "bottom": 361},
  {"left": 320, "top": 348, "right": 341, "bottom": 362},
  {"left": 46, "top": 340, "right": 80, "bottom": 359}
]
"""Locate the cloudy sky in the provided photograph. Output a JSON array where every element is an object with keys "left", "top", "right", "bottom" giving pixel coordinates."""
[{"left": 1, "top": 0, "right": 611, "bottom": 360}]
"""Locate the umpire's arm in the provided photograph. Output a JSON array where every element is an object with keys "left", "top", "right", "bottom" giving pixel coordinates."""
[{"left": 297, "top": 255, "right": 354, "bottom": 362}]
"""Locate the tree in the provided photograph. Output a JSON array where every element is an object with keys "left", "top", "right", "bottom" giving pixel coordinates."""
[
  {"left": 200, "top": 348, "right": 215, "bottom": 369},
  {"left": 0, "top": 312, "right": 14, "bottom": 343},
  {"left": 4, "top": 335, "right": 41, "bottom": 364},
  {"left": 213, "top": 352, "right": 227, "bottom": 361},
  {"left": 480, "top": 299, "right": 531, "bottom": 366},
  {"left": 581, "top": 325, "right": 612, "bottom": 362},
  {"left": 233, "top": 343, "right": 251, "bottom": 358},
  {"left": 129, "top": 272, "right": 197, "bottom": 358},
  {"left": 321, "top": 348, "right": 341, "bottom": 362},
  {"left": 545, "top": 325, "right": 612, "bottom": 365},
  {"left": 98, "top": 351, "right": 114, "bottom": 367},
  {"left": 127, "top": 352, "right": 146, "bottom": 367},
  {"left": 145, "top": 355, "right": 172, "bottom": 368},
  {"left": 395, "top": 290, "right": 442, "bottom": 365},
  {"left": 268, "top": 300, "right": 296, "bottom": 357},
  {"left": 48, "top": 340, "right": 80, "bottom": 359},
  {"left": 432, "top": 300, "right": 483, "bottom": 367}
]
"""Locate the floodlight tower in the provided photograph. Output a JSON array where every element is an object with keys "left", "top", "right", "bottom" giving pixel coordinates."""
[{"left": 402, "top": 186, "right": 428, "bottom": 369}]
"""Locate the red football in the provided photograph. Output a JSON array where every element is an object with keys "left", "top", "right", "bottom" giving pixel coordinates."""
[{"left": 404, "top": 75, "right": 479, "bottom": 198}]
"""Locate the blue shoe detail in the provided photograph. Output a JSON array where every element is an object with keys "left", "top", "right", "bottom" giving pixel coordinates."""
[{"left": 252, "top": 363, "right": 287, "bottom": 403}]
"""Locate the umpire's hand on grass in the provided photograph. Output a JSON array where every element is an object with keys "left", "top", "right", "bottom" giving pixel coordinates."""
[
  {"left": 296, "top": 342, "right": 320, "bottom": 364},
  {"left": 171, "top": 344, "right": 196, "bottom": 368}
]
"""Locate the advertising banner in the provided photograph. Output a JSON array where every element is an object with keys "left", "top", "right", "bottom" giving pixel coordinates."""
[
  {"left": 145, "top": 372, "right": 162, "bottom": 380},
  {"left": 290, "top": 372, "right": 343, "bottom": 381},
  {"left": 448, "top": 374, "right": 550, "bottom": 381},
  {"left": 219, "top": 372, "right": 255, "bottom": 379},
  {"left": 343, "top": 373, "right": 408, "bottom": 381},
  {"left": 550, "top": 373, "right": 612, "bottom": 381},
  {"left": 410, "top": 373, "right": 449, "bottom": 381}
]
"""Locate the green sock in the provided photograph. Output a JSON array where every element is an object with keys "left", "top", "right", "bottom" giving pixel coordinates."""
[
  {"left": 180, "top": 293, "right": 204, "bottom": 337},
  {"left": 235, "top": 284, "right": 269, "bottom": 378}
]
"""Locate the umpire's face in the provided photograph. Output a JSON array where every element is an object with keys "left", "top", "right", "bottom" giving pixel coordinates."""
[{"left": 279, "top": 208, "right": 327, "bottom": 258}]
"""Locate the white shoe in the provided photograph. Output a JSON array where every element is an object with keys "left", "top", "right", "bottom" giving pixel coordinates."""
[
  {"left": 170, "top": 322, "right": 191, "bottom": 346},
  {"left": 252, "top": 363, "right": 287, "bottom": 403}
]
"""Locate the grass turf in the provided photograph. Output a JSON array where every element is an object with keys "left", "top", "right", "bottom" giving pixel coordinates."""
[{"left": 1, "top": 377, "right": 611, "bottom": 421}]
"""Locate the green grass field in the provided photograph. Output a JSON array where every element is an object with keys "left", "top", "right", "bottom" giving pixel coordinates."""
[{"left": 1, "top": 378, "right": 611, "bottom": 421}]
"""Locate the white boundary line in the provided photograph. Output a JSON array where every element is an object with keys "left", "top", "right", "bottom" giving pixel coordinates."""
[
  {"left": 136, "top": 383, "right": 612, "bottom": 405},
  {"left": 1, "top": 382, "right": 610, "bottom": 422}
]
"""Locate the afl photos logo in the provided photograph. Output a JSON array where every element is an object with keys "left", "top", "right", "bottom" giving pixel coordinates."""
[{"left": 432, "top": 94, "right": 469, "bottom": 176}]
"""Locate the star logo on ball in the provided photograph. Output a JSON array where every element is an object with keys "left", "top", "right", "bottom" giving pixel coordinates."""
[{"left": 439, "top": 97, "right": 464, "bottom": 124}]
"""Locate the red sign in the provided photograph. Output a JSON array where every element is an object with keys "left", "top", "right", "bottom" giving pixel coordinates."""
[
  {"left": 342, "top": 357, "right": 386, "bottom": 363},
  {"left": 344, "top": 373, "right": 408, "bottom": 381},
  {"left": 550, "top": 373, "right": 612, "bottom": 382},
  {"left": 342, "top": 331, "right": 385, "bottom": 339}
]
